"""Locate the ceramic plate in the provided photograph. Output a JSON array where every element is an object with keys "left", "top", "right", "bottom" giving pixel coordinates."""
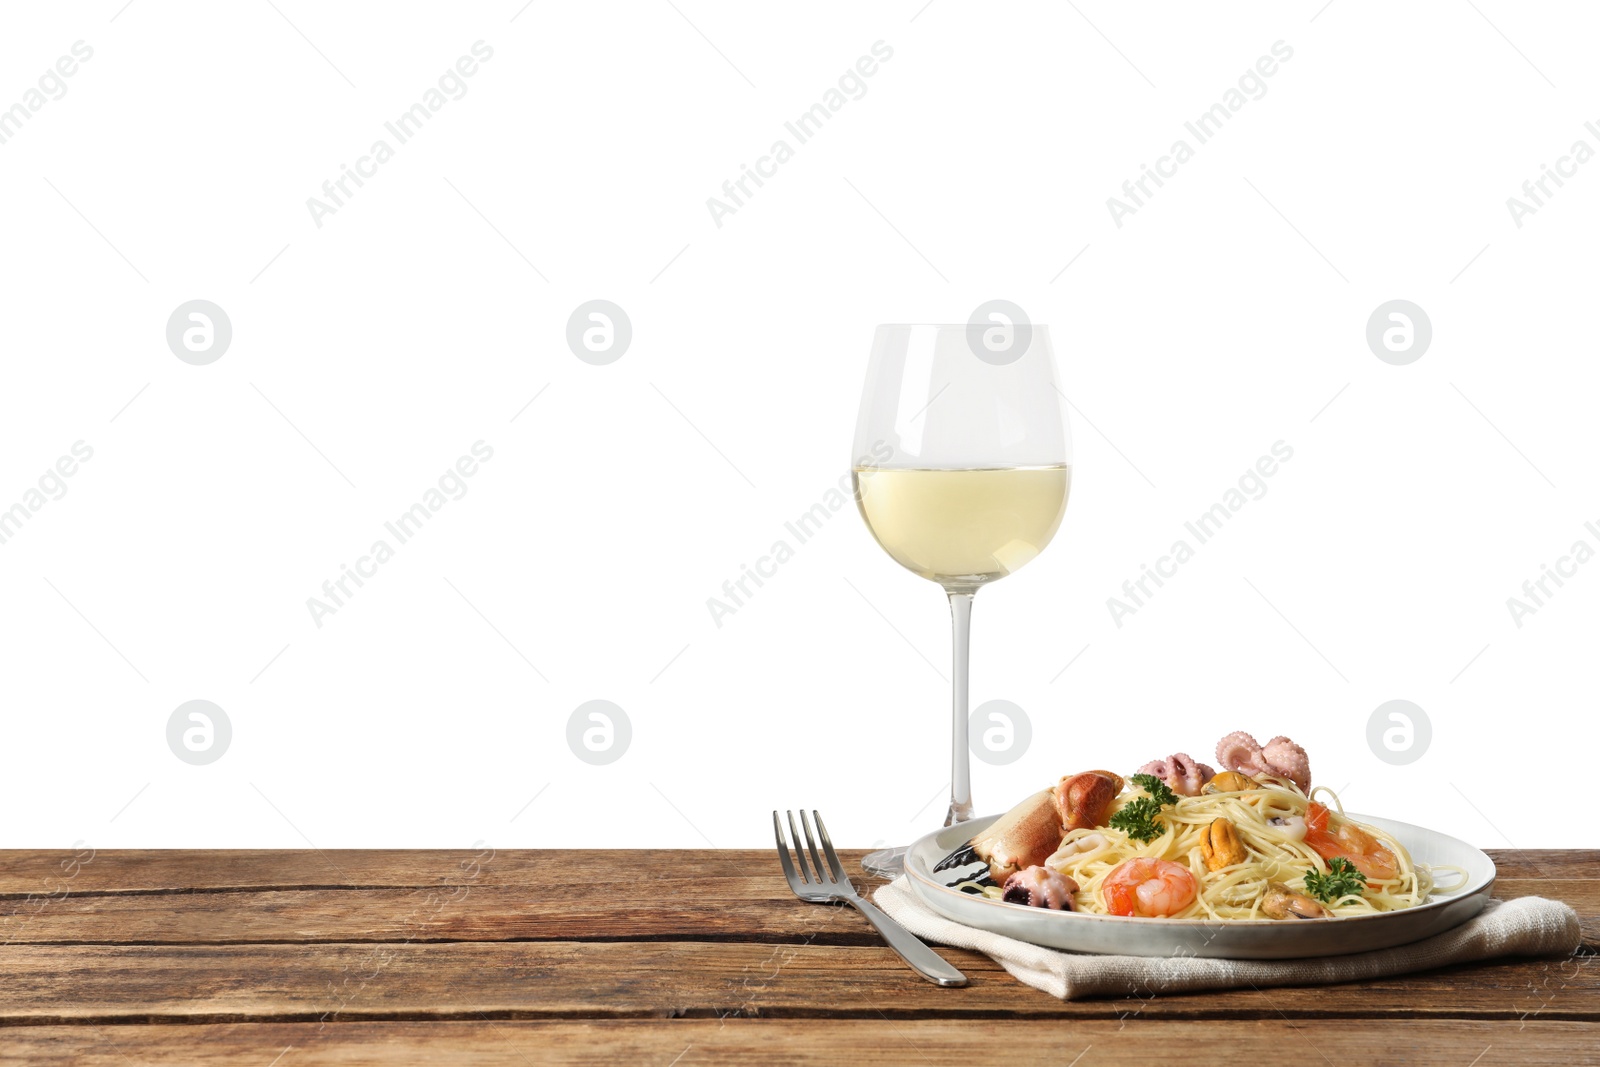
[{"left": 903, "top": 812, "right": 1496, "bottom": 959}]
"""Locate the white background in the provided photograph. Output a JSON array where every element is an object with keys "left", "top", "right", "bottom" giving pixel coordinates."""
[{"left": 1, "top": 1, "right": 1595, "bottom": 851}]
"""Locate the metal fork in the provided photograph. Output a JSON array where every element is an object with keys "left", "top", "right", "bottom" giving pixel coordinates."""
[{"left": 773, "top": 809, "right": 967, "bottom": 987}]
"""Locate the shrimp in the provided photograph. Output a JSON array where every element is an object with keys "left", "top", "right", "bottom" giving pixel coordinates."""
[
  {"left": 1101, "top": 858, "right": 1198, "bottom": 917},
  {"left": 1304, "top": 802, "right": 1398, "bottom": 881}
]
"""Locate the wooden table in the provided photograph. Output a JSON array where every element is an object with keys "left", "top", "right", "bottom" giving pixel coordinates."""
[{"left": 1, "top": 849, "right": 1594, "bottom": 1064}]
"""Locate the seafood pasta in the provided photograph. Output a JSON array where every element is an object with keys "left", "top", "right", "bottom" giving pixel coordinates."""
[{"left": 934, "top": 731, "right": 1465, "bottom": 920}]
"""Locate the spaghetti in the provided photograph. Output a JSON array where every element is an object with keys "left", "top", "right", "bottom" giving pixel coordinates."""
[{"left": 962, "top": 777, "right": 1467, "bottom": 919}]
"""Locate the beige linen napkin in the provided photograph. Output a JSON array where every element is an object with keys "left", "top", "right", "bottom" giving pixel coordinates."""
[{"left": 874, "top": 876, "right": 1581, "bottom": 1000}]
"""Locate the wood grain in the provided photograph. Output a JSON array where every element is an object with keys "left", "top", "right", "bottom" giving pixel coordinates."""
[
  {"left": 0, "top": 848, "right": 1592, "bottom": 894},
  {"left": 0, "top": 941, "right": 1591, "bottom": 1023},
  {"left": 0, "top": 847, "right": 1592, "bottom": 1064},
  {"left": 1, "top": 879, "right": 1595, "bottom": 948},
  {"left": 6, "top": 1019, "right": 1600, "bottom": 1066},
  {"left": 3, "top": 844, "right": 1594, "bottom": 949}
]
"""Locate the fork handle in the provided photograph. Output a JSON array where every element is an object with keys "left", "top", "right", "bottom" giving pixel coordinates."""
[{"left": 846, "top": 898, "right": 968, "bottom": 987}]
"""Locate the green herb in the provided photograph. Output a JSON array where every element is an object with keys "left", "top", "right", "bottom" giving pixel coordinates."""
[
  {"left": 1303, "top": 857, "right": 1368, "bottom": 903},
  {"left": 1110, "top": 775, "right": 1180, "bottom": 842},
  {"left": 1109, "top": 797, "right": 1164, "bottom": 842},
  {"left": 1128, "top": 773, "right": 1180, "bottom": 807}
]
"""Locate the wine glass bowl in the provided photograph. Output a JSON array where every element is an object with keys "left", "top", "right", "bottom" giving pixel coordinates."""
[
  {"left": 851, "top": 323, "right": 1071, "bottom": 876},
  {"left": 852, "top": 466, "right": 1070, "bottom": 592}
]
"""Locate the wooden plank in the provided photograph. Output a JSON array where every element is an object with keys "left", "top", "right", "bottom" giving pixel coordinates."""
[
  {"left": 0, "top": 848, "right": 1591, "bottom": 895},
  {"left": 1, "top": 878, "right": 1594, "bottom": 947},
  {"left": 1489, "top": 849, "right": 1598, "bottom": 881},
  {"left": 0, "top": 885, "right": 863, "bottom": 945},
  {"left": 4, "top": 1018, "right": 1598, "bottom": 1065},
  {"left": 0, "top": 941, "right": 1591, "bottom": 1022},
  {"left": 0, "top": 849, "right": 712, "bottom": 894}
]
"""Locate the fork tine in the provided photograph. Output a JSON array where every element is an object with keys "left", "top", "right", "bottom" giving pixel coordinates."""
[
  {"left": 785, "top": 811, "right": 813, "bottom": 883},
  {"left": 811, "top": 810, "right": 849, "bottom": 884},
  {"left": 797, "top": 810, "right": 829, "bottom": 884},
  {"left": 773, "top": 811, "right": 805, "bottom": 890}
]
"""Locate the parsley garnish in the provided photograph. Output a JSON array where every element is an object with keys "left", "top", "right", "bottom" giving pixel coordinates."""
[
  {"left": 1109, "top": 774, "right": 1180, "bottom": 842},
  {"left": 1303, "top": 857, "right": 1368, "bottom": 903},
  {"left": 1129, "top": 773, "right": 1179, "bottom": 807}
]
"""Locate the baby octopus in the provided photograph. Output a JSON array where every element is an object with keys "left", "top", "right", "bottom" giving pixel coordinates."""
[
  {"left": 1134, "top": 752, "right": 1215, "bottom": 796},
  {"left": 1214, "top": 731, "right": 1312, "bottom": 793},
  {"left": 1001, "top": 866, "right": 1079, "bottom": 910}
]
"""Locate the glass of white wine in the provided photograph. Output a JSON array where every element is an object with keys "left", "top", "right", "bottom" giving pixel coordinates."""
[{"left": 851, "top": 322, "right": 1071, "bottom": 878}]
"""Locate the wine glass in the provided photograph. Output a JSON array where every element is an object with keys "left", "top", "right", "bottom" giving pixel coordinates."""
[{"left": 850, "top": 322, "right": 1071, "bottom": 878}]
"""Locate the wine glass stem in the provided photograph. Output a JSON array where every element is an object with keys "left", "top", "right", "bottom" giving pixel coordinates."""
[{"left": 945, "top": 591, "right": 975, "bottom": 826}]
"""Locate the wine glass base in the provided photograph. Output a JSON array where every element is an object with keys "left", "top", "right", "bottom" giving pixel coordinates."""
[{"left": 860, "top": 845, "right": 906, "bottom": 879}]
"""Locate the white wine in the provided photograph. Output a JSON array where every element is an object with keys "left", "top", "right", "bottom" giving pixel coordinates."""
[{"left": 852, "top": 466, "right": 1070, "bottom": 587}]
